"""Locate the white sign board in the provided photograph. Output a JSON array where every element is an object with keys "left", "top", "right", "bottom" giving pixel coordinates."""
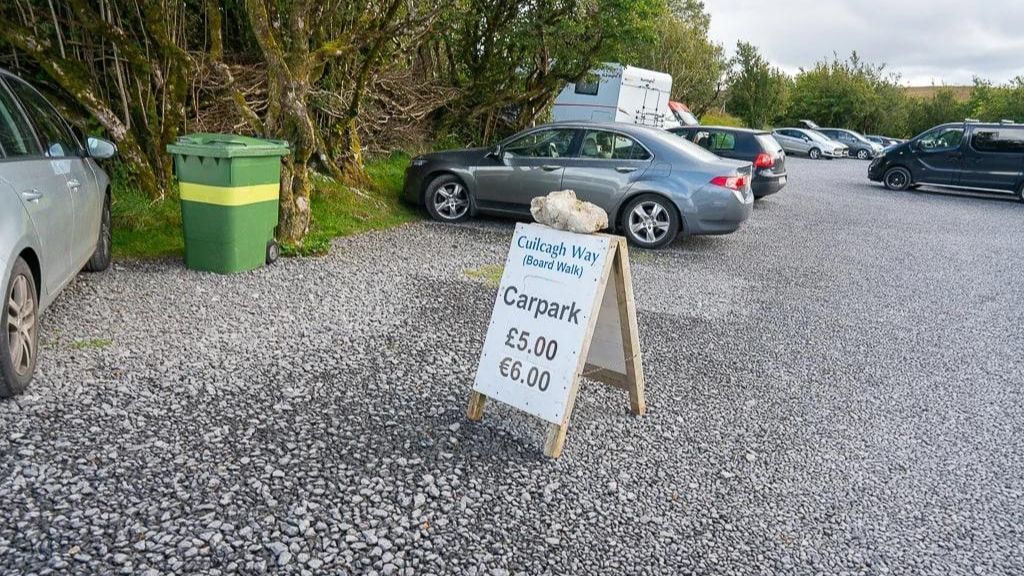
[{"left": 473, "top": 223, "right": 613, "bottom": 425}]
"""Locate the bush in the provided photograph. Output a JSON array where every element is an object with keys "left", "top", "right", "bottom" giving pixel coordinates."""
[{"left": 698, "top": 110, "right": 746, "bottom": 127}]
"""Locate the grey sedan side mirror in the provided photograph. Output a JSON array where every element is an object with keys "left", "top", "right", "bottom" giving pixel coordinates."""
[
  {"left": 87, "top": 136, "right": 117, "bottom": 160},
  {"left": 487, "top": 145, "right": 502, "bottom": 159}
]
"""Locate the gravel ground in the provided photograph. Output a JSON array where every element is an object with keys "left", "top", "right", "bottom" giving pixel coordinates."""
[{"left": 2, "top": 157, "right": 1023, "bottom": 575}]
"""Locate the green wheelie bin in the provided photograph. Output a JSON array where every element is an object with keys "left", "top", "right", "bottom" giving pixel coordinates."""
[{"left": 167, "top": 134, "right": 290, "bottom": 274}]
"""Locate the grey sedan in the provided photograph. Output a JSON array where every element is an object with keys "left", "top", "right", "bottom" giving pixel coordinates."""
[
  {"left": 404, "top": 121, "right": 754, "bottom": 248},
  {"left": 1, "top": 69, "right": 116, "bottom": 397}
]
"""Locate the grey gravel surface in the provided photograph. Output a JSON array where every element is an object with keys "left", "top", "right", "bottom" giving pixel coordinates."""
[{"left": 2, "top": 157, "right": 1023, "bottom": 575}]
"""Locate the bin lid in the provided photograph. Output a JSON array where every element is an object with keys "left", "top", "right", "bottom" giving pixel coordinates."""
[{"left": 167, "top": 133, "right": 290, "bottom": 158}]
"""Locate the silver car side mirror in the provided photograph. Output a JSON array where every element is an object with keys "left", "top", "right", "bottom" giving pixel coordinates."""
[{"left": 87, "top": 136, "right": 117, "bottom": 160}]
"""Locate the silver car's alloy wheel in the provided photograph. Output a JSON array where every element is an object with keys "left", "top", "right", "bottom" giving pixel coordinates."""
[
  {"left": 7, "top": 274, "right": 36, "bottom": 378},
  {"left": 433, "top": 183, "right": 469, "bottom": 220},
  {"left": 629, "top": 201, "right": 671, "bottom": 244},
  {"left": 809, "top": 148, "right": 821, "bottom": 160}
]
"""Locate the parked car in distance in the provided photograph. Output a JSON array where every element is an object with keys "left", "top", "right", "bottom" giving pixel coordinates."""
[
  {"left": 669, "top": 126, "right": 787, "bottom": 198},
  {"left": 866, "top": 135, "right": 905, "bottom": 148},
  {"left": 868, "top": 121, "right": 1024, "bottom": 199},
  {"left": 1, "top": 69, "right": 117, "bottom": 398},
  {"left": 772, "top": 128, "right": 849, "bottom": 160},
  {"left": 817, "top": 128, "right": 884, "bottom": 160},
  {"left": 668, "top": 101, "right": 699, "bottom": 127},
  {"left": 405, "top": 121, "right": 754, "bottom": 249}
]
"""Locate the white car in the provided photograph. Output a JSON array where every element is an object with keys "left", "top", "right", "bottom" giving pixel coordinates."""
[
  {"left": 772, "top": 128, "right": 849, "bottom": 160},
  {"left": 1, "top": 69, "right": 116, "bottom": 398}
]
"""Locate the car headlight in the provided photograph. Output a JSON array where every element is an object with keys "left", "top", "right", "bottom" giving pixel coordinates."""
[{"left": 411, "top": 157, "right": 428, "bottom": 167}]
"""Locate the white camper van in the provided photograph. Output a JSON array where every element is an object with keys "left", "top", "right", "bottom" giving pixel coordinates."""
[{"left": 553, "top": 63, "right": 677, "bottom": 128}]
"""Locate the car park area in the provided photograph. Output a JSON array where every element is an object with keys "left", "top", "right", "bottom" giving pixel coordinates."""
[{"left": 2, "top": 157, "right": 1022, "bottom": 574}]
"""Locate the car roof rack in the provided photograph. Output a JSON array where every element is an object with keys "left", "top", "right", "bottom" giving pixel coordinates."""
[
  {"left": 964, "top": 118, "right": 980, "bottom": 123},
  {"left": 999, "top": 119, "right": 1015, "bottom": 125}
]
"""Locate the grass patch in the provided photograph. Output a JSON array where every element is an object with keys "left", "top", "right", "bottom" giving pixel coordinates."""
[
  {"left": 464, "top": 264, "right": 504, "bottom": 288},
  {"left": 71, "top": 338, "right": 113, "bottom": 350},
  {"left": 289, "top": 152, "right": 420, "bottom": 256},
  {"left": 111, "top": 172, "right": 184, "bottom": 259},
  {"left": 110, "top": 152, "right": 421, "bottom": 260},
  {"left": 630, "top": 250, "right": 656, "bottom": 263}
]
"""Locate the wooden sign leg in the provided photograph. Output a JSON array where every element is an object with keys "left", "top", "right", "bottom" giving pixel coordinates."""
[
  {"left": 466, "top": 392, "right": 487, "bottom": 421},
  {"left": 544, "top": 423, "right": 569, "bottom": 458},
  {"left": 614, "top": 239, "right": 646, "bottom": 416}
]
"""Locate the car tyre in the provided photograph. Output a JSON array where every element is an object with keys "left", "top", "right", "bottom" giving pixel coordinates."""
[
  {"left": 883, "top": 167, "right": 912, "bottom": 191},
  {"left": 424, "top": 174, "right": 471, "bottom": 223},
  {"left": 857, "top": 149, "right": 870, "bottom": 160},
  {"left": 1, "top": 258, "right": 39, "bottom": 399},
  {"left": 620, "top": 194, "right": 680, "bottom": 250},
  {"left": 808, "top": 148, "right": 821, "bottom": 160},
  {"left": 83, "top": 193, "right": 112, "bottom": 272}
]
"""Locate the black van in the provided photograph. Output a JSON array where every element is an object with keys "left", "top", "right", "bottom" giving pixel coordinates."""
[{"left": 868, "top": 121, "right": 1024, "bottom": 200}]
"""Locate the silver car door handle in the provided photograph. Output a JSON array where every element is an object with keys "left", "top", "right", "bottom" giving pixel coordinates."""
[
  {"left": 67, "top": 178, "right": 81, "bottom": 189},
  {"left": 540, "top": 165, "right": 560, "bottom": 171},
  {"left": 615, "top": 166, "right": 637, "bottom": 173},
  {"left": 21, "top": 189, "right": 43, "bottom": 202}
]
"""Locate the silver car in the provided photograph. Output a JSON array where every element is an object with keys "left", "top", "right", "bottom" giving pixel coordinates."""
[
  {"left": 1, "top": 69, "right": 116, "bottom": 398},
  {"left": 404, "top": 121, "right": 754, "bottom": 248},
  {"left": 772, "top": 128, "right": 849, "bottom": 160}
]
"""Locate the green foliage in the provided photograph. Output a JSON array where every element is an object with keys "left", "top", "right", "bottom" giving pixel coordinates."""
[
  {"left": 438, "top": 0, "right": 665, "bottom": 143},
  {"left": 699, "top": 110, "right": 746, "bottom": 128},
  {"left": 905, "top": 87, "right": 970, "bottom": 136},
  {"left": 967, "top": 77, "right": 1024, "bottom": 124},
  {"left": 631, "top": 1, "right": 728, "bottom": 114},
  {"left": 110, "top": 165, "right": 184, "bottom": 259},
  {"left": 285, "top": 153, "right": 420, "bottom": 257},
  {"left": 724, "top": 42, "right": 791, "bottom": 129}
]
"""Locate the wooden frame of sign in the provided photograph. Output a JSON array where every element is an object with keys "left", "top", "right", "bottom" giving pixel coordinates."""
[{"left": 467, "top": 233, "right": 645, "bottom": 459}]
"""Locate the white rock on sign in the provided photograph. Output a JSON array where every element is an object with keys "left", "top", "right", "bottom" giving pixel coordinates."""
[{"left": 529, "top": 190, "right": 609, "bottom": 234}]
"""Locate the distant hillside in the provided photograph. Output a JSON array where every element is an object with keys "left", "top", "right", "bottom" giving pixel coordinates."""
[{"left": 904, "top": 85, "right": 972, "bottom": 101}]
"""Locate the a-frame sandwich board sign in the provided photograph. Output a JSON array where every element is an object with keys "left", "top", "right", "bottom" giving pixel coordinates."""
[{"left": 467, "top": 222, "right": 645, "bottom": 458}]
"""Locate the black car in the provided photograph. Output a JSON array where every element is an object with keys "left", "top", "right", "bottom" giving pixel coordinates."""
[
  {"left": 868, "top": 121, "right": 1024, "bottom": 200},
  {"left": 817, "top": 128, "right": 884, "bottom": 160},
  {"left": 669, "top": 125, "right": 787, "bottom": 198}
]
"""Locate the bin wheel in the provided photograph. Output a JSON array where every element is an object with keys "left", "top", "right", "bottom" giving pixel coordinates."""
[{"left": 266, "top": 240, "right": 280, "bottom": 265}]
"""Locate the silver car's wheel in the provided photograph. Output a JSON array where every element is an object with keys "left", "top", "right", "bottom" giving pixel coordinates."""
[
  {"left": 622, "top": 195, "right": 679, "bottom": 249},
  {"left": 1, "top": 258, "right": 38, "bottom": 398},
  {"left": 808, "top": 148, "right": 821, "bottom": 160},
  {"left": 425, "top": 175, "right": 471, "bottom": 222},
  {"left": 857, "top": 149, "right": 870, "bottom": 160}
]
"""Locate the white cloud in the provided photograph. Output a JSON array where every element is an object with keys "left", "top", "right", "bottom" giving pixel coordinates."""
[{"left": 705, "top": 0, "right": 1024, "bottom": 85}]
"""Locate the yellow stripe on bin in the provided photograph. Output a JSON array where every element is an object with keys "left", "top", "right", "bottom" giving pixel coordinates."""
[{"left": 179, "top": 182, "right": 280, "bottom": 206}]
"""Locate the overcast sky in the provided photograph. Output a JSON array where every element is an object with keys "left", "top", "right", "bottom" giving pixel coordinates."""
[{"left": 705, "top": 0, "right": 1024, "bottom": 86}]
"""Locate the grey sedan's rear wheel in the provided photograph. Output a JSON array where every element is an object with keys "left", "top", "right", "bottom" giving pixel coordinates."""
[
  {"left": 1018, "top": 183, "right": 1024, "bottom": 203},
  {"left": 883, "top": 167, "right": 912, "bottom": 191},
  {"left": 84, "top": 192, "right": 112, "bottom": 272},
  {"left": 808, "top": 148, "right": 821, "bottom": 160},
  {"left": 621, "top": 194, "right": 679, "bottom": 249},
  {"left": 1, "top": 258, "right": 39, "bottom": 398},
  {"left": 424, "top": 174, "right": 471, "bottom": 223},
  {"left": 857, "top": 149, "right": 870, "bottom": 160}
]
